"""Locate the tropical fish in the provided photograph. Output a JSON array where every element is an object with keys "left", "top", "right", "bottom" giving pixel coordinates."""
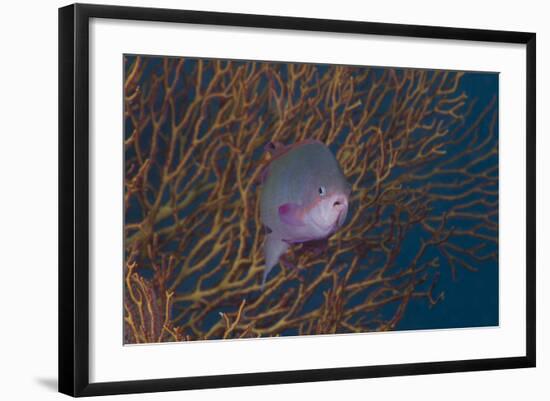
[{"left": 259, "top": 139, "right": 351, "bottom": 288}]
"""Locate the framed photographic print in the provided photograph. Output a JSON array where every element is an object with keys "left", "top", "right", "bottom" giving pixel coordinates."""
[{"left": 58, "top": 3, "right": 536, "bottom": 397}]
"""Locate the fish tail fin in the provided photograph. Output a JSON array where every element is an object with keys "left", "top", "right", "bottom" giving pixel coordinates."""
[
  {"left": 261, "top": 236, "right": 289, "bottom": 290},
  {"left": 261, "top": 266, "right": 272, "bottom": 291}
]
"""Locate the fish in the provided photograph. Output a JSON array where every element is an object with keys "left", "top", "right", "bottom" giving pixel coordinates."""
[{"left": 259, "top": 139, "right": 351, "bottom": 288}]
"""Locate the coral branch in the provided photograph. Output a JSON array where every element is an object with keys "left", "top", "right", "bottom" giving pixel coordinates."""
[{"left": 123, "top": 56, "right": 498, "bottom": 343}]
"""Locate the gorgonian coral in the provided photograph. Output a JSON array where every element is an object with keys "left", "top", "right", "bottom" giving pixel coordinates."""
[{"left": 123, "top": 56, "right": 497, "bottom": 343}]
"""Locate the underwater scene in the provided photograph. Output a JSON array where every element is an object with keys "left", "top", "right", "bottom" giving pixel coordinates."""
[{"left": 123, "top": 55, "right": 498, "bottom": 344}]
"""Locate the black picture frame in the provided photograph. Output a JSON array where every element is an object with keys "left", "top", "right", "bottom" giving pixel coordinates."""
[{"left": 58, "top": 3, "right": 536, "bottom": 397}]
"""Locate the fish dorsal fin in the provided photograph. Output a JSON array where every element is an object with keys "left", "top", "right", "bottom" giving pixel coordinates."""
[
  {"left": 257, "top": 165, "right": 270, "bottom": 184},
  {"left": 278, "top": 203, "right": 306, "bottom": 226},
  {"left": 256, "top": 142, "right": 286, "bottom": 185},
  {"left": 264, "top": 141, "right": 288, "bottom": 158},
  {"left": 265, "top": 139, "right": 323, "bottom": 160},
  {"left": 258, "top": 139, "right": 325, "bottom": 185}
]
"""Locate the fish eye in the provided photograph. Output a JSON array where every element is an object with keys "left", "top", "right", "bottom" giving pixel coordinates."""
[{"left": 318, "top": 186, "right": 326, "bottom": 196}]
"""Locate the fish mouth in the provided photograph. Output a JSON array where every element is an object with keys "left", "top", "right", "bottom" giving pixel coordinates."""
[
  {"left": 312, "top": 209, "right": 344, "bottom": 236},
  {"left": 308, "top": 194, "right": 348, "bottom": 235},
  {"left": 337, "top": 209, "right": 347, "bottom": 227},
  {"left": 331, "top": 210, "right": 346, "bottom": 232}
]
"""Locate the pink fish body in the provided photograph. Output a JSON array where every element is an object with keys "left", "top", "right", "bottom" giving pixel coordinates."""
[{"left": 259, "top": 140, "right": 351, "bottom": 288}]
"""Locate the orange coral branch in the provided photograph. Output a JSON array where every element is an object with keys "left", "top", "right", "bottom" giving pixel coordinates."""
[{"left": 123, "top": 56, "right": 498, "bottom": 342}]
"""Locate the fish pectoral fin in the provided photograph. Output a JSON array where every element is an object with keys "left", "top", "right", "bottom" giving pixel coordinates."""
[
  {"left": 262, "top": 236, "right": 290, "bottom": 289},
  {"left": 278, "top": 203, "right": 306, "bottom": 226}
]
